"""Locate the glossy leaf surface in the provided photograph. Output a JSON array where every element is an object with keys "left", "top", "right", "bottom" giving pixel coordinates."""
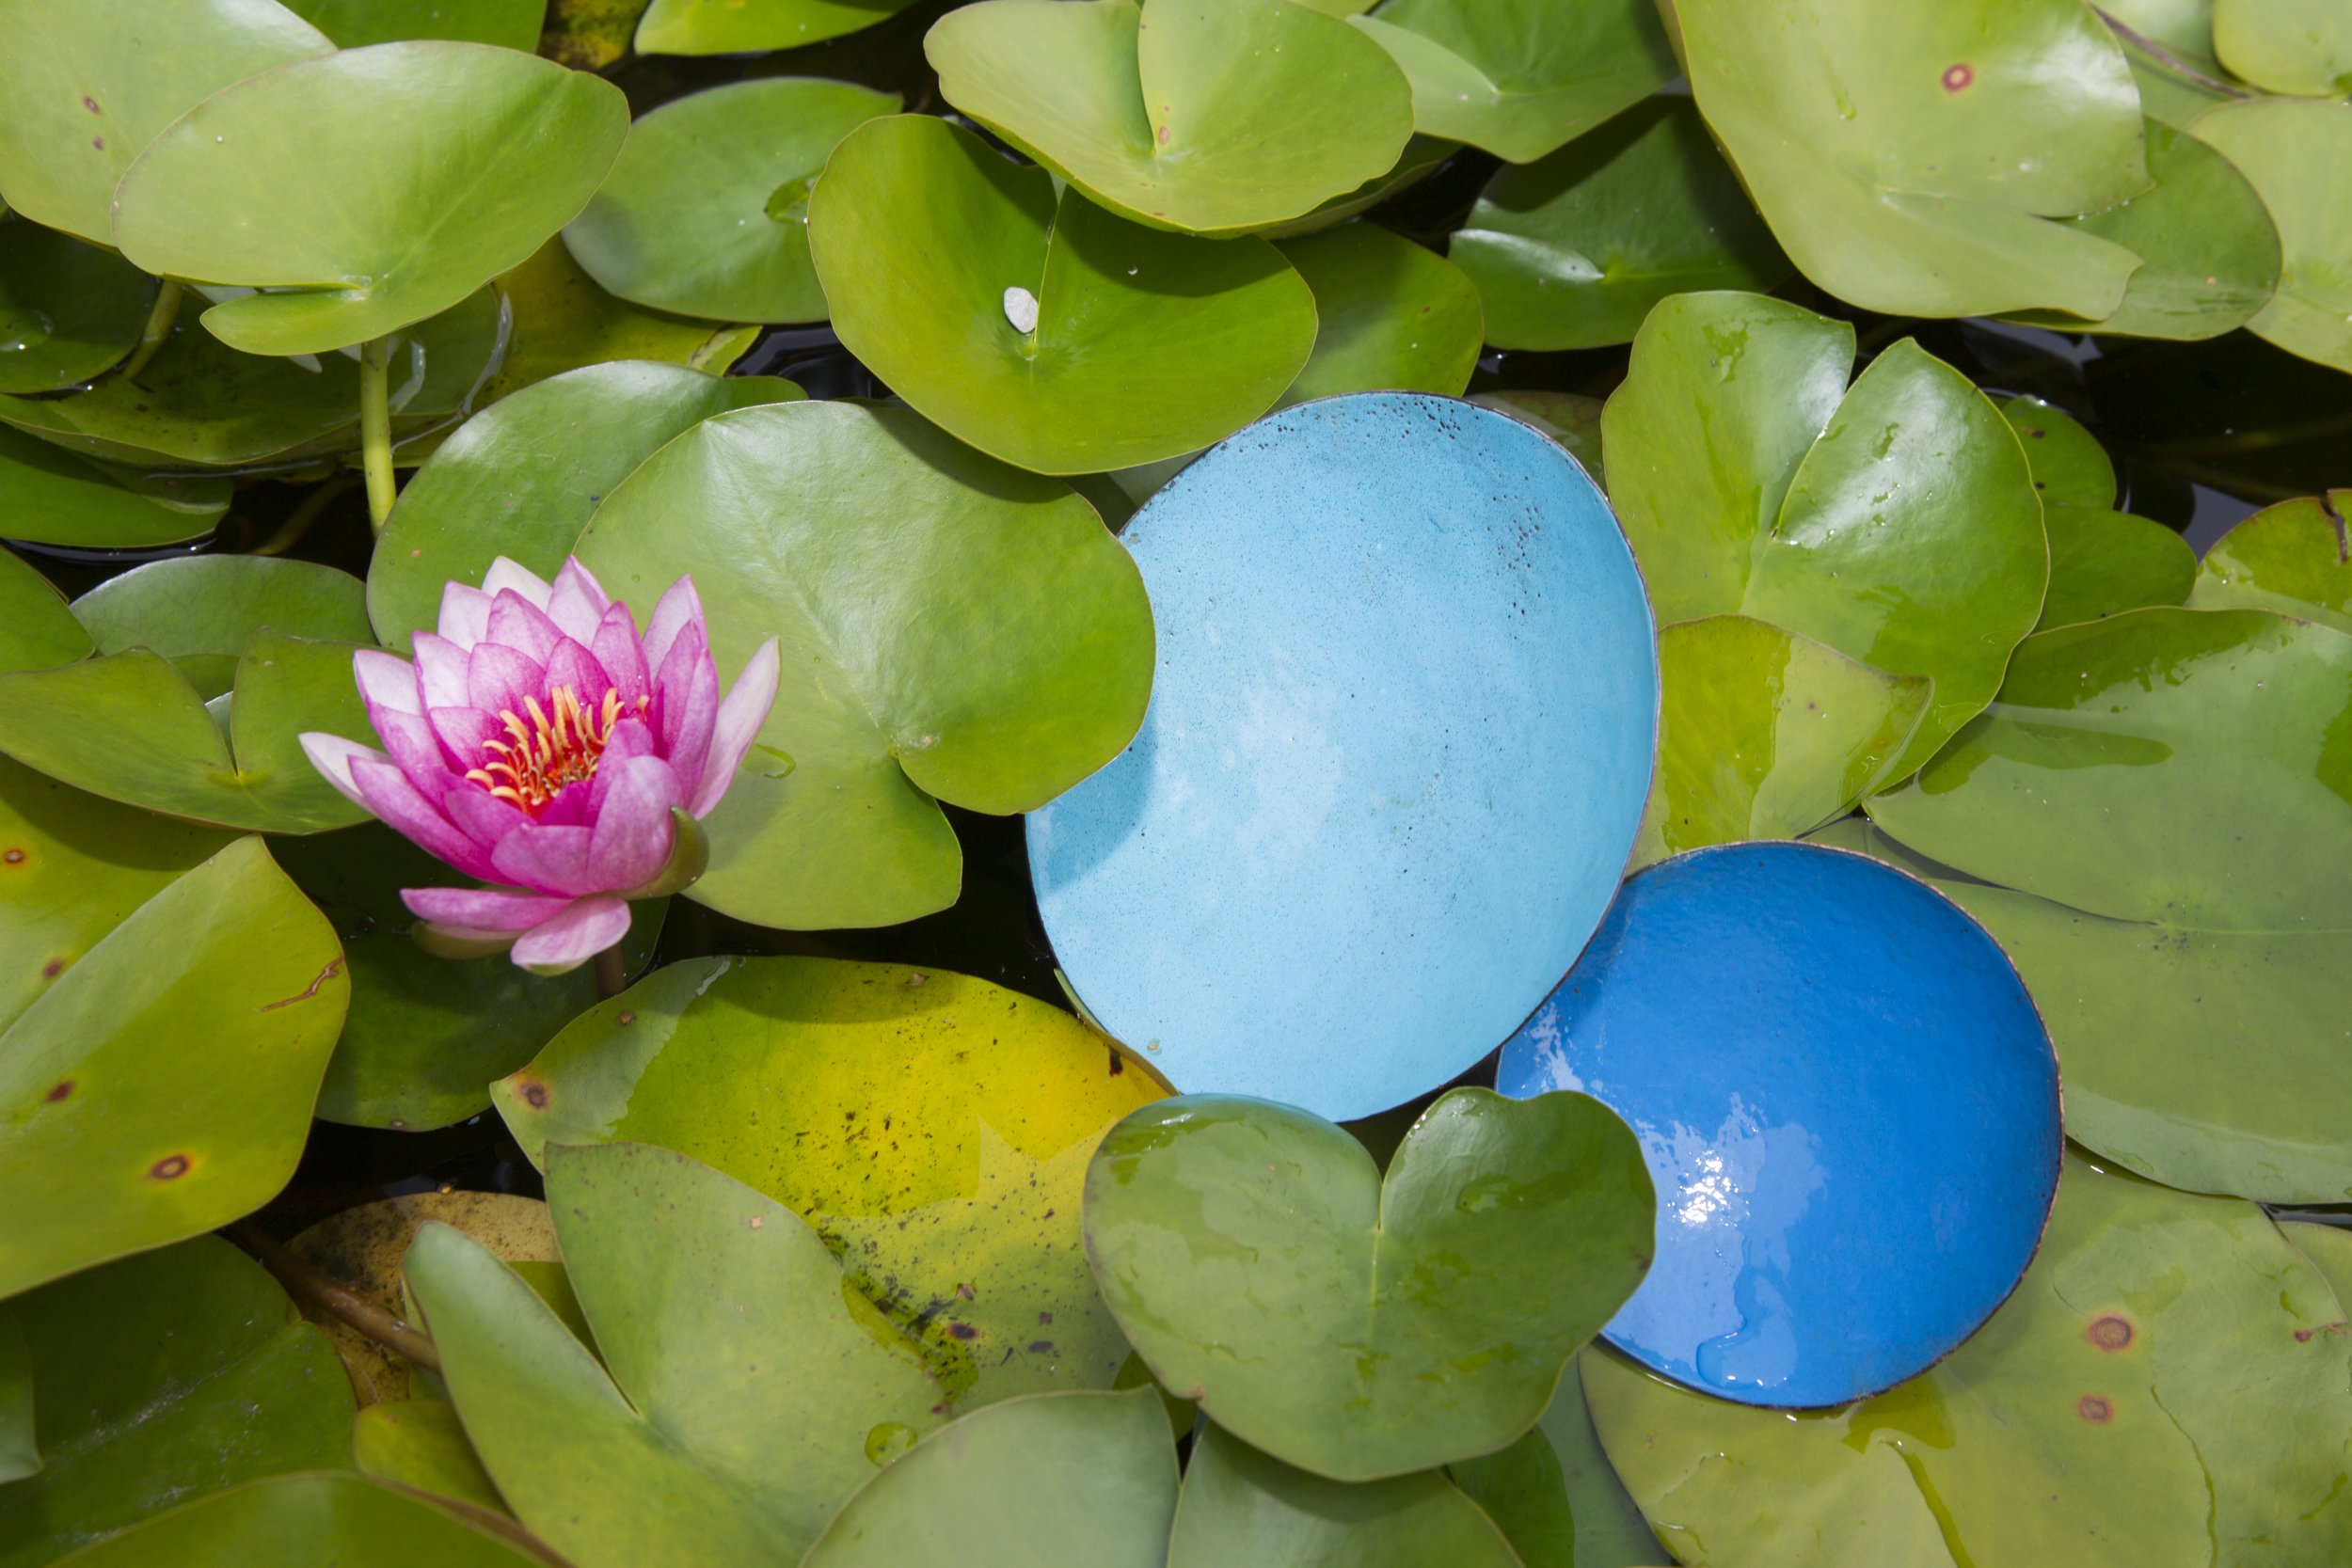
[
  {"left": 0, "top": 839, "right": 347, "bottom": 1298},
  {"left": 575, "top": 400, "right": 1153, "bottom": 928},
  {"left": 369, "top": 360, "right": 801, "bottom": 650},
  {"left": 2214, "top": 0, "right": 2352, "bottom": 96},
  {"left": 74, "top": 556, "right": 370, "bottom": 699},
  {"left": 928, "top": 0, "right": 1414, "bottom": 233},
  {"left": 408, "top": 1142, "right": 948, "bottom": 1568},
  {"left": 637, "top": 0, "right": 919, "bottom": 54},
  {"left": 0, "top": 428, "right": 226, "bottom": 550},
  {"left": 1864, "top": 608, "right": 2352, "bottom": 1199},
  {"left": 0, "top": 1238, "right": 350, "bottom": 1567},
  {"left": 2191, "top": 490, "right": 2352, "bottom": 632},
  {"left": 1451, "top": 98, "right": 1788, "bottom": 352},
  {"left": 0, "top": 224, "right": 151, "bottom": 393},
  {"left": 1273, "top": 221, "right": 1481, "bottom": 406},
  {"left": 567, "top": 78, "right": 898, "bottom": 324},
  {"left": 0, "top": 552, "right": 92, "bottom": 676},
  {"left": 49, "top": 1475, "right": 543, "bottom": 1567},
  {"left": 1087, "top": 1088, "right": 1653, "bottom": 1481},
  {"left": 1675, "top": 0, "right": 2148, "bottom": 319},
  {"left": 1996, "top": 397, "right": 2191, "bottom": 627},
  {"left": 496, "top": 957, "right": 1162, "bottom": 1404},
  {"left": 800, "top": 1388, "right": 1179, "bottom": 1568},
  {"left": 2190, "top": 99, "right": 2352, "bottom": 373},
  {"left": 114, "top": 42, "right": 628, "bottom": 356},
  {"left": 1604, "top": 292, "right": 2046, "bottom": 778},
  {"left": 1585, "top": 1153, "right": 2352, "bottom": 1568},
  {"left": 810, "top": 114, "right": 1314, "bottom": 475},
  {"left": 1634, "top": 614, "right": 1930, "bottom": 866},
  {"left": 0, "top": 0, "right": 332, "bottom": 245},
  {"left": 481, "top": 238, "right": 759, "bottom": 404}
]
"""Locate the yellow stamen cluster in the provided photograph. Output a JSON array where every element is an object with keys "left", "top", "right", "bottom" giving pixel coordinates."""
[{"left": 465, "top": 685, "right": 643, "bottom": 813}]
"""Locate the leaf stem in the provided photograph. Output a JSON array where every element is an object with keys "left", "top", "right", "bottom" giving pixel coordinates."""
[
  {"left": 359, "top": 336, "right": 398, "bottom": 532},
  {"left": 119, "top": 278, "right": 182, "bottom": 382},
  {"left": 225, "top": 1220, "right": 443, "bottom": 1375},
  {"left": 595, "top": 945, "right": 627, "bottom": 1001}
]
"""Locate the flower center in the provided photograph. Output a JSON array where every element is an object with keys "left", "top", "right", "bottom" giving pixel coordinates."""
[{"left": 465, "top": 685, "right": 642, "bottom": 814}]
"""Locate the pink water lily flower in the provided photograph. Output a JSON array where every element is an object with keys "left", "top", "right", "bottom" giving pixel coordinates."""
[{"left": 301, "top": 557, "right": 779, "bottom": 974}]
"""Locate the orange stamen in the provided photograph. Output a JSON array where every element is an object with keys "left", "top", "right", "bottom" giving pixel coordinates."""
[{"left": 464, "top": 685, "right": 646, "bottom": 814}]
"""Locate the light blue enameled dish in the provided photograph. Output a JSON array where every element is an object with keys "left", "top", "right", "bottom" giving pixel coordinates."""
[
  {"left": 1499, "top": 840, "right": 2063, "bottom": 1407},
  {"left": 1029, "top": 392, "right": 1659, "bottom": 1123}
]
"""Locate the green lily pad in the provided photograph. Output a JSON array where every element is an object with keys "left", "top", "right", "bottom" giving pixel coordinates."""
[
  {"left": 274, "top": 826, "right": 663, "bottom": 1131},
  {"left": 1584, "top": 1151, "right": 2352, "bottom": 1568},
  {"left": 0, "top": 629, "right": 373, "bottom": 833},
  {"left": 285, "top": 0, "right": 547, "bottom": 48},
  {"left": 1995, "top": 398, "right": 2193, "bottom": 628},
  {"left": 1086, "top": 1087, "right": 1653, "bottom": 1481},
  {"left": 483, "top": 239, "right": 760, "bottom": 405},
  {"left": 0, "top": 285, "right": 508, "bottom": 471},
  {"left": 73, "top": 556, "right": 371, "bottom": 700},
  {"left": 1171, "top": 1422, "right": 1523, "bottom": 1567},
  {"left": 1521, "top": 1353, "right": 1669, "bottom": 1568},
  {"left": 800, "top": 1388, "right": 1179, "bottom": 1568},
  {"left": 1604, "top": 292, "right": 2047, "bottom": 780},
  {"left": 0, "top": 1237, "right": 350, "bottom": 1564},
  {"left": 1263, "top": 132, "right": 1459, "bottom": 240},
  {"left": 1470, "top": 389, "right": 1603, "bottom": 482},
  {"left": 0, "top": 753, "right": 231, "bottom": 1031},
  {"left": 575, "top": 400, "right": 1154, "bottom": 927},
  {"left": 1350, "top": 0, "right": 1674, "bottom": 164},
  {"left": 48, "top": 1474, "right": 545, "bottom": 1567},
  {"left": 1634, "top": 614, "right": 1931, "bottom": 868},
  {"left": 368, "top": 360, "right": 801, "bottom": 650},
  {"left": 1450, "top": 97, "right": 1789, "bottom": 352},
  {"left": 1862, "top": 607, "right": 2352, "bottom": 1200},
  {"left": 0, "top": 222, "right": 153, "bottom": 393},
  {"left": 2005, "top": 119, "right": 2280, "bottom": 341},
  {"left": 2214, "top": 0, "right": 2352, "bottom": 97},
  {"left": 495, "top": 957, "right": 1164, "bottom": 1404},
  {"left": 1997, "top": 394, "right": 2116, "bottom": 508},
  {"left": 113, "top": 42, "right": 628, "bottom": 356},
  {"left": 353, "top": 1399, "right": 507, "bottom": 1516},
  {"left": 1274, "top": 221, "right": 1481, "bottom": 405},
  {"left": 0, "top": 837, "right": 348, "bottom": 1299},
  {"left": 565, "top": 78, "right": 898, "bottom": 325},
  {"left": 0, "top": 1306, "right": 31, "bottom": 1484},
  {"left": 926, "top": 0, "right": 1415, "bottom": 234},
  {"left": 2190, "top": 98, "right": 2352, "bottom": 374},
  {"left": 0, "top": 426, "right": 228, "bottom": 549},
  {"left": 1675, "top": 0, "right": 2150, "bottom": 318},
  {"left": 636, "top": 0, "right": 918, "bottom": 54},
  {"left": 2286, "top": 1220, "right": 2352, "bottom": 1305},
  {"left": 0, "top": 549, "right": 90, "bottom": 673},
  {"left": 1444, "top": 1427, "right": 1574, "bottom": 1568},
  {"left": 809, "top": 114, "right": 1314, "bottom": 475},
  {"left": 0, "top": 0, "right": 333, "bottom": 245},
  {"left": 407, "top": 1142, "right": 950, "bottom": 1568},
  {"left": 2190, "top": 489, "right": 2352, "bottom": 633}
]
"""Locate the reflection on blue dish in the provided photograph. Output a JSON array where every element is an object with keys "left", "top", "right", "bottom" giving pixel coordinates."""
[
  {"left": 1030, "top": 393, "right": 1658, "bottom": 1123},
  {"left": 1498, "top": 841, "right": 2061, "bottom": 1407}
]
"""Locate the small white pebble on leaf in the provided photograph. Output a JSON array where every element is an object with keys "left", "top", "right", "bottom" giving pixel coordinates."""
[{"left": 1002, "top": 285, "right": 1040, "bottom": 334}]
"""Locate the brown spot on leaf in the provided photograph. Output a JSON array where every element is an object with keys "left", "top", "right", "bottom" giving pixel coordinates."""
[
  {"left": 2, "top": 848, "right": 24, "bottom": 865},
  {"left": 259, "top": 957, "right": 343, "bottom": 1011},
  {"left": 615, "top": 1009, "right": 636, "bottom": 1025},
  {"left": 517, "top": 1081, "right": 549, "bottom": 1109},
  {"left": 91, "top": 136, "right": 103, "bottom": 150},
  {"left": 2087, "top": 1314, "right": 2133, "bottom": 1351},
  {"left": 1942, "top": 63, "right": 1974, "bottom": 92},
  {"left": 40, "top": 959, "right": 62, "bottom": 980},
  {"left": 2077, "top": 1394, "right": 2112, "bottom": 1423},
  {"left": 149, "top": 1153, "right": 192, "bottom": 1180},
  {"left": 83, "top": 96, "right": 100, "bottom": 114},
  {"left": 947, "top": 1321, "right": 978, "bottom": 1341},
  {"left": 1156, "top": 124, "right": 1169, "bottom": 145},
  {"left": 45, "top": 1081, "right": 72, "bottom": 1102}
]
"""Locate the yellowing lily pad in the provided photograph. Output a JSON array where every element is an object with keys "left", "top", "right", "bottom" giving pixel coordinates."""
[
  {"left": 636, "top": 0, "right": 919, "bottom": 54},
  {"left": 481, "top": 238, "right": 760, "bottom": 405},
  {"left": 2190, "top": 489, "right": 2352, "bottom": 632},
  {"left": 47, "top": 1474, "right": 545, "bottom": 1567},
  {"left": 2190, "top": 98, "right": 2352, "bottom": 374}
]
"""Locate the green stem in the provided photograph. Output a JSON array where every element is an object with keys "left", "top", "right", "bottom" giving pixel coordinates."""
[
  {"left": 119, "top": 278, "right": 182, "bottom": 382},
  {"left": 359, "top": 336, "right": 397, "bottom": 531},
  {"left": 595, "top": 945, "right": 627, "bottom": 1001}
]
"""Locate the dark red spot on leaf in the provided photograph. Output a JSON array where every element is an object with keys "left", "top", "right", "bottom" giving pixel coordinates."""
[
  {"left": 40, "top": 959, "right": 62, "bottom": 980},
  {"left": 2078, "top": 1394, "right": 2112, "bottom": 1423},
  {"left": 83, "top": 97, "right": 100, "bottom": 114},
  {"left": 45, "top": 1081, "right": 72, "bottom": 1102},
  {"left": 947, "top": 1321, "right": 978, "bottom": 1341},
  {"left": 2087, "top": 1314, "right": 2133, "bottom": 1351},
  {"left": 1942, "top": 63, "right": 1974, "bottom": 92},
  {"left": 519, "top": 1081, "right": 549, "bottom": 1109},
  {"left": 149, "top": 1153, "right": 191, "bottom": 1180}
]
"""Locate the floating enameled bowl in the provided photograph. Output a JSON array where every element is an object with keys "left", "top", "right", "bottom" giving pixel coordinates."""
[
  {"left": 1498, "top": 840, "right": 2062, "bottom": 1407},
  {"left": 1029, "top": 392, "right": 1658, "bottom": 1123}
]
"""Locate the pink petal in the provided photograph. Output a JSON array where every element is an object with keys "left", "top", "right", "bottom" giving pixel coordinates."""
[
  {"left": 427, "top": 705, "right": 501, "bottom": 770},
  {"left": 485, "top": 591, "right": 563, "bottom": 666},
  {"left": 691, "top": 637, "right": 781, "bottom": 817},
  {"left": 437, "top": 583, "right": 493, "bottom": 650},
  {"left": 299, "top": 732, "right": 391, "bottom": 810},
  {"left": 402, "top": 885, "right": 574, "bottom": 932},
  {"left": 412, "top": 633, "right": 470, "bottom": 711},
  {"left": 491, "top": 819, "right": 599, "bottom": 897},
  {"left": 445, "top": 785, "right": 530, "bottom": 853},
  {"left": 467, "top": 641, "right": 547, "bottom": 721},
  {"left": 584, "top": 752, "right": 685, "bottom": 892},
  {"left": 536, "top": 779, "right": 596, "bottom": 827},
  {"left": 590, "top": 602, "right": 649, "bottom": 706},
  {"left": 654, "top": 620, "right": 718, "bottom": 787},
  {"left": 372, "top": 704, "right": 460, "bottom": 805},
  {"left": 543, "top": 638, "right": 612, "bottom": 708},
  {"left": 510, "top": 895, "right": 631, "bottom": 973},
  {"left": 642, "top": 576, "right": 705, "bottom": 674},
  {"left": 349, "top": 758, "right": 499, "bottom": 880},
  {"left": 482, "top": 557, "right": 554, "bottom": 610},
  {"left": 354, "top": 649, "right": 422, "bottom": 718},
  {"left": 547, "top": 559, "right": 612, "bottom": 644}
]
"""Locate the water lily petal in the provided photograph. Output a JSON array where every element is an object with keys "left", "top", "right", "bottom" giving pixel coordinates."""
[
  {"left": 586, "top": 752, "right": 686, "bottom": 892},
  {"left": 444, "top": 784, "right": 529, "bottom": 851},
  {"left": 467, "top": 640, "right": 548, "bottom": 721},
  {"left": 482, "top": 556, "right": 555, "bottom": 610},
  {"left": 299, "top": 731, "right": 392, "bottom": 810},
  {"left": 372, "top": 703, "right": 460, "bottom": 805},
  {"left": 642, "top": 574, "right": 706, "bottom": 674},
  {"left": 691, "top": 637, "right": 781, "bottom": 817},
  {"left": 350, "top": 756, "right": 501, "bottom": 881},
  {"left": 427, "top": 704, "right": 500, "bottom": 770},
  {"left": 485, "top": 590, "right": 564, "bottom": 666},
  {"left": 591, "top": 601, "right": 650, "bottom": 706},
  {"left": 412, "top": 633, "right": 470, "bottom": 711},
  {"left": 401, "top": 885, "right": 575, "bottom": 932},
  {"left": 353, "top": 648, "right": 422, "bottom": 718},
  {"left": 491, "top": 819, "right": 600, "bottom": 898},
  {"left": 437, "top": 582, "right": 493, "bottom": 650},
  {"left": 510, "top": 895, "right": 631, "bottom": 973},
  {"left": 654, "top": 618, "right": 718, "bottom": 788},
  {"left": 548, "top": 558, "right": 613, "bottom": 644},
  {"left": 543, "top": 637, "right": 613, "bottom": 711}
]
